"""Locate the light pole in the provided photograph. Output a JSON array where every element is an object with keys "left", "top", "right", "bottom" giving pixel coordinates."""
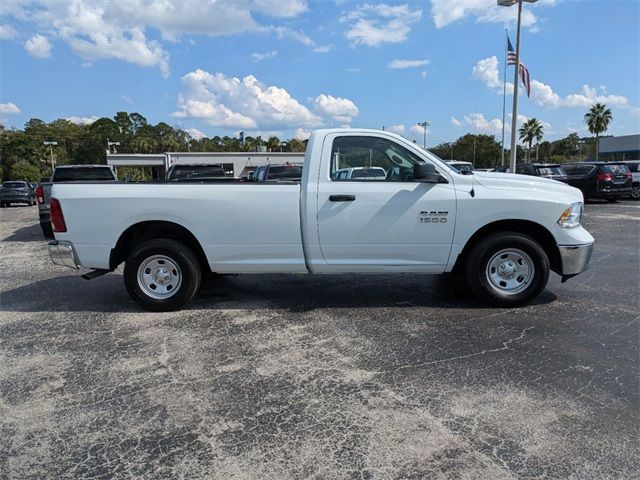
[
  {"left": 498, "top": 0, "right": 538, "bottom": 172},
  {"left": 417, "top": 121, "right": 430, "bottom": 149},
  {"left": 107, "top": 139, "right": 120, "bottom": 154},
  {"left": 43, "top": 141, "right": 57, "bottom": 170},
  {"left": 577, "top": 140, "right": 585, "bottom": 161}
]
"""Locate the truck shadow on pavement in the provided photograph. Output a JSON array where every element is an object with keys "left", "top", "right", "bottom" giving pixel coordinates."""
[
  {"left": 0, "top": 272, "right": 557, "bottom": 313},
  {"left": 2, "top": 223, "right": 43, "bottom": 242}
]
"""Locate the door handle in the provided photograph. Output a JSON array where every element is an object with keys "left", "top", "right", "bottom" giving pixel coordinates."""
[{"left": 329, "top": 194, "right": 356, "bottom": 202}]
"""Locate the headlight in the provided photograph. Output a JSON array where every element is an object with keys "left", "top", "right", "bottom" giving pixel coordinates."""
[{"left": 557, "top": 202, "right": 583, "bottom": 228}]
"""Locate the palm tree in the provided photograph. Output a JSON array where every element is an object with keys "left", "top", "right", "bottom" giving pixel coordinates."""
[
  {"left": 584, "top": 103, "right": 612, "bottom": 161},
  {"left": 518, "top": 118, "right": 544, "bottom": 162}
]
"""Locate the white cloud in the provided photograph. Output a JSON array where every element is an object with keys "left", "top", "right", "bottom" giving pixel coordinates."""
[
  {"left": 451, "top": 116, "right": 462, "bottom": 127},
  {"left": 464, "top": 113, "right": 504, "bottom": 135},
  {"left": 172, "top": 69, "right": 322, "bottom": 130},
  {"left": 65, "top": 115, "right": 99, "bottom": 125},
  {"left": 251, "top": 0, "right": 307, "bottom": 18},
  {"left": 314, "top": 94, "right": 359, "bottom": 123},
  {"left": 24, "top": 34, "right": 51, "bottom": 58},
  {"left": 293, "top": 127, "right": 311, "bottom": 140},
  {"left": 120, "top": 94, "right": 133, "bottom": 103},
  {"left": 186, "top": 127, "right": 206, "bottom": 140},
  {"left": 3, "top": 0, "right": 310, "bottom": 76},
  {"left": 0, "top": 102, "right": 21, "bottom": 115},
  {"left": 386, "top": 124, "right": 405, "bottom": 135},
  {"left": 342, "top": 3, "right": 422, "bottom": 46},
  {"left": 313, "top": 45, "right": 333, "bottom": 53},
  {"left": 410, "top": 124, "right": 429, "bottom": 136},
  {"left": 272, "top": 26, "right": 315, "bottom": 46},
  {"left": 388, "top": 59, "right": 430, "bottom": 69},
  {"left": 0, "top": 24, "right": 18, "bottom": 40},
  {"left": 473, "top": 56, "right": 501, "bottom": 89},
  {"left": 472, "top": 56, "right": 629, "bottom": 110},
  {"left": 430, "top": 0, "right": 554, "bottom": 29},
  {"left": 251, "top": 50, "right": 278, "bottom": 61}
]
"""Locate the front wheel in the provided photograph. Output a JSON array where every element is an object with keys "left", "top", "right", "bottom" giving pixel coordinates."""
[
  {"left": 124, "top": 238, "right": 202, "bottom": 311},
  {"left": 465, "top": 232, "right": 550, "bottom": 307}
]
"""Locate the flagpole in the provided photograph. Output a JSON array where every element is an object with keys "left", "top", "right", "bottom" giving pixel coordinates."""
[
  {"left": 509, "top": 0, "right": 523, "bottom": 173},
  {"left": 501, "top": 28, "right": 508, "bottom": 166}
]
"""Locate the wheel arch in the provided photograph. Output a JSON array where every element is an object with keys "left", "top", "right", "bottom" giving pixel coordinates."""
[
  {"left": 454, "top": 219, "right": 561, "bottom": 275},
  {"left": 110, "top": 220, "right": 210, "bottom": 272}
]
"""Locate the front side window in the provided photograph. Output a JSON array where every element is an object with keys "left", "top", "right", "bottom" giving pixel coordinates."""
[{"left": 330, "top": 136, "right": 424, "bottom": 182}]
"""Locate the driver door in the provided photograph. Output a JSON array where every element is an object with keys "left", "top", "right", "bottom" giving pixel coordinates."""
[{"left": 316, "top": 133, "right": 457, "bottom": 272}]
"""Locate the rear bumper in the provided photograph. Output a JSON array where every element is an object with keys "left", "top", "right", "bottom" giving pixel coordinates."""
[
  {"left": 1, "top": 195, "right": 31, "bottom": 203},
  {"left": 558, "top": 243, "right": 593, "bottom": 279},
  {"left": 48, "top": 240, "right": 80, "bottom": 269}
]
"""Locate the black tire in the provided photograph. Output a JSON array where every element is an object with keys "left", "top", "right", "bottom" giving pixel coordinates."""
[
  {"left": 0, "top": 202, "right": 4, "bottom": 208},
  {"left": 631, "top": 184, "right": 640, "bottom": 201},
  {"left": 124, "top": 238, "right": 202, "bottom": 311},
  {"left": 465, "top": 232, "right": 550, "bottom": 308},
  {"left": 41, "top": 222, "right": 54, "bottom": 239}
]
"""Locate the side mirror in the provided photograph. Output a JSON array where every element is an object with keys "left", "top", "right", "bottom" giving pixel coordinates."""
[{"left": 413, "top": 163, "right": 447, "bottom": 183}]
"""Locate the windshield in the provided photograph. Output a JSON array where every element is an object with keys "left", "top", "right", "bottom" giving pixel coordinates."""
[
  {"left": 167, "top": 165, "right": 226, "bottom": 180},
  {"left": 601, "top": 164, "right": 630, "bottom": 175},
  {"left": 536, "top": 166, "right": 566, "bottom": 176},
  {"left": 53, "top": 167, "right": 115, "bottom": 181},
  {"left": 267, "top": 165, "right": 303, "bottom": 180},
  {"left": 3, "top": 182, "right": 28, "bottom": 188}
]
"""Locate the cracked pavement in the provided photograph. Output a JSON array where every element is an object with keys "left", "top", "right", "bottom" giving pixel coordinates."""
[{"left": 1, "top": 201, "right": 638, "bottom": 479}]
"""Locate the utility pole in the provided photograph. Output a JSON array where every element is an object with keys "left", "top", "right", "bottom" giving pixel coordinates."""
[
  {"left": 417, "top": 121, "right": 430, "bottom": 149},
  {"left": 43, "top": 141, "right": 58, "bottom": 171}
]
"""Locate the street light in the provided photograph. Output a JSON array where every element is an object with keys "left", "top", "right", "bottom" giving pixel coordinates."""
[
  {"left": 498, "top": 0, "right": 538, "bottom": 173},
  {"left": 107, "top": 140, "right": 120, "bottom": 154},
  {"left": 43, "top": 141, "right": 58, "bottom": 170},
  {"left": 417, "top": 121, "right": 430, "bottom": 149}
]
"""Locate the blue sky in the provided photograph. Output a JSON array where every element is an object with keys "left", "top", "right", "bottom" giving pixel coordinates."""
[{"left": 1, "top": 0, "right": 638, "bottom": 148}]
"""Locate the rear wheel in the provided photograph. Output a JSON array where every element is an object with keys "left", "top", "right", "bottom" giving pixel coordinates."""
[
  {"left": 465, "top": 232, "right": 550, "bottom": 307},
  {"left": 631, "top": 184, "right": 639, "bottom": 200},
  {"left": 124, "top": 238, "right": 202, "bottom": 311}
]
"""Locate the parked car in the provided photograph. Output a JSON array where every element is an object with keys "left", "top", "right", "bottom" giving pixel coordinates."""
[
  {"left": 47, "top": 128, "right": 593, "bottom": 311},
  {"left": 620, "top": 160, "right": 640, "bottom": 200},
  {"left": 249, "top": 163, "right": 303, "bottom": 182},
  {"left": 165, "top": 163, "right": 228, "bottom": 181},
  {"left": 332, "top": 166, "right": 387, "bottom": 180},
  {"left": 0, "top": 181, "right": 36, "bottom": 207},
  {"left": 494, "top": 163, "right": 568, "bottom": 181},
  {"left": 562, "top": 162, "right": 632, "bottom": 202},
  {"left": 445, "top": 161, "right": 474, "bottom": 174},
  {"left": 37, "top": 165, "right": 117, "bottom": 238}
]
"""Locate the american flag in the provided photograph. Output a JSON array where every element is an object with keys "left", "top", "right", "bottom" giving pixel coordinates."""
[{"left": 507, "top": 36, "right": 531, "bottom": 97}]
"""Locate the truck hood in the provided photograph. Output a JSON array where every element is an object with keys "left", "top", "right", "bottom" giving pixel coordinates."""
[{"left": 472, "top": 172, "right": 582, "bottom": 202}]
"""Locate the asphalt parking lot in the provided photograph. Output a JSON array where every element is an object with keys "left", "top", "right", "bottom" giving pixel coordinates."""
[{"left": 1, "top": 201, "right": 638, "bottom": 479}]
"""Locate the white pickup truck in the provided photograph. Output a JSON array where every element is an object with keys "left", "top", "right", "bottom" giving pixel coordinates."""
[{"left": 48, "top": 129, "right": 593, "bottom": 311}]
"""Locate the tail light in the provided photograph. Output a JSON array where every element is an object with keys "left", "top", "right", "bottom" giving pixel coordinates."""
[
  {"left": 35, "top": 186, "right": 44, "bottom": 204},
  {"left": 627, "top": 172, "right": 633, "bottom": 180},
  {"left": 50, "top": 198, "right": 67, "bottom": 232},
  {"left": 596, "top": 173, "right": 612, "bottom": 181}
]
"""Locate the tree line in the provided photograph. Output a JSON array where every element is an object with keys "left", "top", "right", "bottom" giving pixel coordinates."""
[
  {"left": 0, "top": 112, "right": 308, "bottom": 182},
  {"left": 0, "top": 103, "right": 614, "bottom": 181}
]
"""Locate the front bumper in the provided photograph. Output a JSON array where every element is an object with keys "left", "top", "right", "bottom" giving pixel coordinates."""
[
  {"left": 558, "top": 243, "right": 593, "bottom": 281},
  {"left": 48, "top": 240, "right": 80, "bottom": 269}
]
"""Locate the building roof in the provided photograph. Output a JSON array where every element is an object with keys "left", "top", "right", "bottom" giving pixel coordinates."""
[{"left": 599, "top": 134, "right": 640, "bottom": 154}]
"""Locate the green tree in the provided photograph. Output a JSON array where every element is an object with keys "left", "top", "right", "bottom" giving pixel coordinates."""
[
  {"left": 518, "top": 118, "right": 544, "bottom": 162},
  {"left": 584, "top": 103, "right": 612, "bottom": 161},
  {"left": 10, "top": 161, "right": 42, "bottom": 182}
]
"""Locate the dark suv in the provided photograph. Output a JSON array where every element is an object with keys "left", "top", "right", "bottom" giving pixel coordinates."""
[
  {"left": 494, "top": 162, "right": 568, "bottom": 181},
  {"left": 562, "top": 162, "right": 632, "bottom": 202},
  {"left": 0, "top": 181, "right": 36, "bottom": 207}
]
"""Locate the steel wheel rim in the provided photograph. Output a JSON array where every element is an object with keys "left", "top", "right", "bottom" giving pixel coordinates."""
[
  {"left": 486, "top": 248, "right": 535, "bottom": 296},
  {"left": 137, "top": 255, "right": 182, "bottom": 300}
]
